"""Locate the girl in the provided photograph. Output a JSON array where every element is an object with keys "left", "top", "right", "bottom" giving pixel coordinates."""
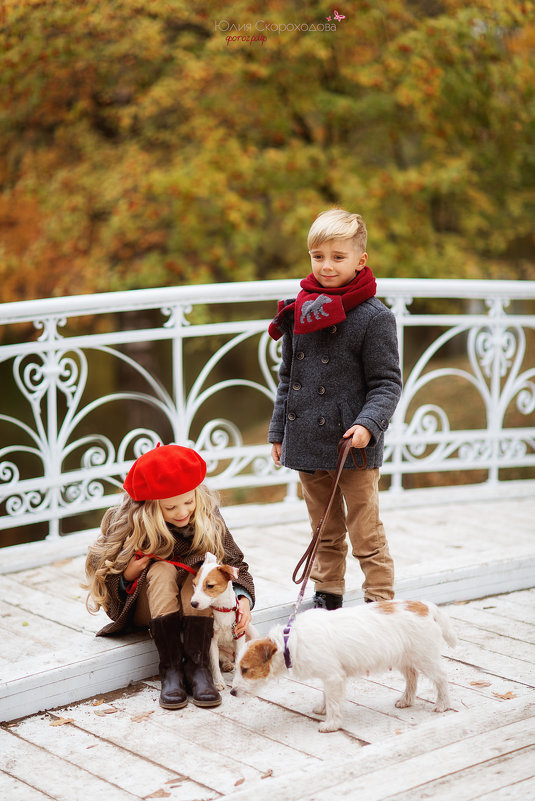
[{"left": 85, "top": 444, "right": 255, "bottom": 710}]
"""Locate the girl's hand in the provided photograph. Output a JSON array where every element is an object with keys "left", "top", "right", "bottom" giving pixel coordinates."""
[
  {"left": 343, "top": 424, "right": 372, "bottom": 449},
  {"left": 123, "top": 554, "right": 151, "bottom": 582},
  {"left": 271, "top": 442, "right": 282, "bottom": 466},
  {"left": 234, "top": 596, "right": 252, "bottom": 638}
]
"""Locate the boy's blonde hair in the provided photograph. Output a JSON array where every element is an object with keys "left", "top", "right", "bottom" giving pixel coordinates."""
[
  {"left": 84, "top": 483, "right": 226, "bottom": 614},
  {"left": 307, "top": 209, "right": 367, "bottom": 253}
]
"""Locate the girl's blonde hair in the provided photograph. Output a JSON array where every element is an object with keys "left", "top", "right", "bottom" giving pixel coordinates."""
[
  {"left": 84, "top": 484, "right": 226, "bottom": 614},
  {"left": 307, "top": 208, "right": 367, "bottom": 253}
]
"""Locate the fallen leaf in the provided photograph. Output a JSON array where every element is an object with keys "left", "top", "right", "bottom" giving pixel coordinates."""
[
  {"left": 94, "top": 707, "right": 118, "bottom": 716},
  {"left": 470, "top": 681, "right": 491, "bottom": 687},
  {"left": 493, "top": 691, "right": 516, "bottom": 700},
  {"left": 50, "top": 717, "right": 74, "bottom": 726},
  {"left": 22, "top": 622, "right": 29, "bottom": 627},
  {"left": 165, "top": 778, "right": 183, "bottom": 785},
  {"left": 144, "top": 791, "right": 170, "bottom": 799},
  {"left": 53, "top": 558, "right": 72, "bottom": 567},
  {"left": 261, "top": 769, "right": 273, "bottom": 779},
  {"left": 91, "top": 699, "right": 104, "bottom": 706},
  {"left": 235, "top": 778, "right": 245, "bottom": 786},
  {"left": 131, "top": 711, "right": 154, "bottom": 723}
]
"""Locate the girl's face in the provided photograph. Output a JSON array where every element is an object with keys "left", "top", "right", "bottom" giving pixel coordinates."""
[
  {"left": 309, "top": 238, "right": 367, "bottom": 288},
  {"left": 159, "top": 490, "right": 196, "bottom": 527}
]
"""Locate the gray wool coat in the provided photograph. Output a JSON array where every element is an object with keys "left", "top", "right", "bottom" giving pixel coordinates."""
[{"left": 268, "top": 297, "right": 402, "bottom": 471}]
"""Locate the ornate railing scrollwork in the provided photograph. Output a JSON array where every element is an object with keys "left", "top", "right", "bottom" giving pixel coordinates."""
[{"left": 0, "top": 279, "right": 533, "bottom": 539}]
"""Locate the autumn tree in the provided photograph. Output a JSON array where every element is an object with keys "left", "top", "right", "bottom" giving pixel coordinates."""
[{"left": 0, "top": 0, "right": 534, "bottom": 302}]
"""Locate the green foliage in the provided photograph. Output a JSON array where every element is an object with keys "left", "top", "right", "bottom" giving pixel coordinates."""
[{"left": 0, "top": 0, "right": 534, "bottom": 300}]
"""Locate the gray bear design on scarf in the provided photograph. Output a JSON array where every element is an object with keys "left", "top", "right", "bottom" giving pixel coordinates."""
[{"left": 300, "top": 295, "right": 332, "bottom": 324}]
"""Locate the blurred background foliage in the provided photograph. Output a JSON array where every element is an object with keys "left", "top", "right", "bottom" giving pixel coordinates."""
[{"left": 0, "top": 0, "right": 534, "bottom": 302}]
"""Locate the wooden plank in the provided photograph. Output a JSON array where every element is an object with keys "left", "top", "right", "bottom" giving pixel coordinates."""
[
  {"left": 0, "top": 574, "right": 105, "bottom": 634},
  {"left": 0, "top": 771, "right": 52, "bottom": 801},
  {"left": 311, "top": 730, "right": 535, "bottom": 801},
  {"left": 0, "top": 598, "right": 92, "bottom": 657},
  {"left": 217, "top": 696, "right": 535, "bottom": 801},
  {"left": 475, "top": 776, "right": 535, "bottom": 801},
  {"left": 0, "top": 636, "right": 158, "bottom": 723},
  {"left": 53, "top": 686, "right": 270, "bottom": 795},
  {"left": 12, "top": 710, "right": 217, "bottom": 801},
  {"left": 0, "top": 727, "right": 139, "bottom": 801},
  {"left": 381, "top": 747, "right": 535, "bottom": 801},
  {"left": 447, "top": 603, "right": 535, "bottom": 644},
  {"left": 110, "top": 682, "right": 340, "bottom": 771}
]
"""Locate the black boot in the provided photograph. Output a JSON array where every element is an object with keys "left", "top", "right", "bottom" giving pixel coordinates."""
[
  {"left": 149, "top": 612, "right": 188, "bottom": 709},
  {"left": 182, "top": 616, "right": 222, "bottom": 708},
  {"left": 313, "top": 592, "right": 344, "bottom": 610}
]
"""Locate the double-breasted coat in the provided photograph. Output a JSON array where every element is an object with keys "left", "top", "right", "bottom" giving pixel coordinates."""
[{"left": 268, "top": 297, "right": 402, "bottom": 472}]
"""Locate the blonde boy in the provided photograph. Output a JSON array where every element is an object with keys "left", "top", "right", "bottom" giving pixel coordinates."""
[{"left": 268, "top": 209, "right": 402, "bottom": 608}]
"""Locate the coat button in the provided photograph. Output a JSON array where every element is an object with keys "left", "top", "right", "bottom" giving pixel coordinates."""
[
  {"left": 329, "top": 325, "right": 337, "bottom": 334},
  {"left": 288, "top": 412, "right": 296, "bottom": 421},
  {"left": 292, "top": 382, "right": 302, "bottom": 391},
  {"left": 318, "top": 416, "right": 326, "bottom": 426},
  {"left": 318, "top": 386, "right": 326, "bottom": 395},
  {"left": 321, "top": 355, "right": 329, "bottom": 364},
  {"left": 296, "top": 351, "right": 305, "bottom": 360}
]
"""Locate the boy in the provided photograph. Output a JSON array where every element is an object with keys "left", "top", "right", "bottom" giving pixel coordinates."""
[{"left": 268, "top": 209, "right": 402, "bottom": 608}]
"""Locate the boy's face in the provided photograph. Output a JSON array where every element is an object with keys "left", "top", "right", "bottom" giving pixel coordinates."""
[{"left": 309, "top": 239, "right": 367, "bottom": 288}]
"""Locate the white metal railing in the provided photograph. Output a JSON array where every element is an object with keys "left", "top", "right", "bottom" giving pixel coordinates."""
[{"left": 1, "top": 278, "right": 534, "bottom": 541}]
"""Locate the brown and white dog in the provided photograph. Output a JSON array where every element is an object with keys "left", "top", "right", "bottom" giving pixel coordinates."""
[
  {"left": 231, "top": 600, "right": 456, "bottom": 732},
  {"left": 190, "top": 552, "right": 258, "bottom": 692}
]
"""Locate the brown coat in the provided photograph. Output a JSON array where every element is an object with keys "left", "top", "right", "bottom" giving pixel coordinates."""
[{"left": 94, "top": 513, "right": 255, "bottom": 636}]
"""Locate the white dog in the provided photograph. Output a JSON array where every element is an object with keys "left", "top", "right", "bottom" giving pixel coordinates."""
[
  {"left": 190, "top": 552, "right": 258, "bottom": 691},
  {"left": 231, "top": 600, "right": 456, "bottom": 732}
]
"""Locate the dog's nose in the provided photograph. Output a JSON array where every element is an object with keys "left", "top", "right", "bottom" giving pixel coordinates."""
[
  {"left": 190, "top": 600, "right": 199, "bottom": 609},
  {"left": 230, "top": 688, "right": 238, "bottom": 696}
]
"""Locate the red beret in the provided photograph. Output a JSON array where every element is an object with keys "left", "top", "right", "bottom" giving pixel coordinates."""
[{"left": 123, "top": 444, "right": 207, "bottom": 501}]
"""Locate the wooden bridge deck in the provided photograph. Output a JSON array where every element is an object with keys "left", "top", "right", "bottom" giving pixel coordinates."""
[{"left": 1, "top": 489, "right": 534, "bottom": 800}]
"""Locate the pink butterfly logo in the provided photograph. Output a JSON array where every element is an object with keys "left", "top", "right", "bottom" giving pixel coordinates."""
[{"left": 326, "top": 10, "right": 346, "bottom": 21}]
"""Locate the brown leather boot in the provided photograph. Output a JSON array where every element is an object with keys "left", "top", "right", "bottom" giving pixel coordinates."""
[
  {"left": 149, "top": 612, "right": 188, "bottom": 709},
  {"left": 182, "top": 616, "right": 222, "bottom": 707}
]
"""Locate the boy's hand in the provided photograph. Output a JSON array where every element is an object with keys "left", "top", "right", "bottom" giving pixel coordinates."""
[
  {"left": 343, "top": 424, "right": 372, "bottom": 449},
  {"left": 271, "top": 442, "right": 282, "bottom": 466}
]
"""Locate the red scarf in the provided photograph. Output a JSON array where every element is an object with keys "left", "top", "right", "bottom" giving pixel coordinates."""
[{"left": 268, "top": 267, "right": 377, "bottom": 340}]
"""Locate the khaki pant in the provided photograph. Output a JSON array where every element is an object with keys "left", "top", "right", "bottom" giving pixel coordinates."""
[
  {"left": 133, "top": 561, "right": 211, "bottom": 626},
  {"left": 299, "top": 468, "right": 394, "bottom": 601}
]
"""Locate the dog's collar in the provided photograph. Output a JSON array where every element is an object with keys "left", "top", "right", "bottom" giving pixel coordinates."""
[
  {"left": 283, "top": 623, "right": 292, "bottom": 669},
  {"left": 213, "top": 595, "right": 244, "bottom": 640}
]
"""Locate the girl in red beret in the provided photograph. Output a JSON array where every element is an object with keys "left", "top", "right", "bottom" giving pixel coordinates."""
[{"left": 84, "top": 444, "right": 255, "bottom": 710}]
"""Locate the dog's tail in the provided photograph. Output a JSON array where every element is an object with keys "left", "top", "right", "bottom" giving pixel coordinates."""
[{"left": 430, "top": 603, "right": 457, "bottom": 648}]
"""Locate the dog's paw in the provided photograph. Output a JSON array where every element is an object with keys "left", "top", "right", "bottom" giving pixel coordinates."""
[
  {"left": 214, "top": 680, "right": 226, "bottom": 691},
  {"left": 221, "top": 660, "right": 234, "bottom": 672},
  {"left": 395, "top": 697, "right": 412, "bottom": 709},
  {"left": 433, "top": 702, "right": 448, "bottom": 713},
  {"left": 313, "top": 703, "right": 326, "bottom": 716},
  {"left": 318, "top": 720, "right": 341, "bottom": 733}
]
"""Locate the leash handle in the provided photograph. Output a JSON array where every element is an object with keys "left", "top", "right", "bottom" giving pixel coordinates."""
[{"left": 291, "top": 438, "right": 367, "bottom": 588}]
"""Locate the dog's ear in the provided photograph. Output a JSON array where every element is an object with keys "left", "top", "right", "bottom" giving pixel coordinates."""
[
  {"left": 259, "top": 639, "right": 278, "bottom": 664},
  {"left": 218, "top": 564, "right": 239, "bottom": 582}
]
